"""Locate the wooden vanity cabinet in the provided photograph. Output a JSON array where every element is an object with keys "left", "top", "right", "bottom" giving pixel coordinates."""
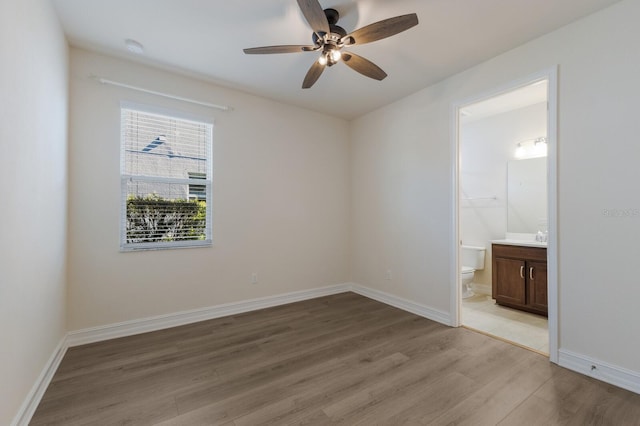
[{"left": 492, "top": 244, "right": 548, "bottom": 316}]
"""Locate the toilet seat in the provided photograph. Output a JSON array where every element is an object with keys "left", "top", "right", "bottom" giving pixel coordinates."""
[{"left": 461, "top": 266, "right": 475, "bottom": 274}]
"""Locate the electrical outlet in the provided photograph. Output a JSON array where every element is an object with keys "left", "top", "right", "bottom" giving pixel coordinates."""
[
  {"left": 386, "top": 269, "right": 392, "bottom": 280},
  {"left": 251, "top": 273, "right": 258, "bottom": 284}
]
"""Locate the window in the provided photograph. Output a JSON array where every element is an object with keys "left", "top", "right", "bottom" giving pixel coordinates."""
[
  {"left": 121, "top": 105, "right": 213, "bottom": 250},
  {"left": 188, "top": 172, "right": 207, "bottom": 201}
]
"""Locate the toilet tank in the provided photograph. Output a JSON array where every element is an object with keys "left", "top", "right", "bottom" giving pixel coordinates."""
[{"left": 461, "top": 245, "right": 486, "bottom": 270}]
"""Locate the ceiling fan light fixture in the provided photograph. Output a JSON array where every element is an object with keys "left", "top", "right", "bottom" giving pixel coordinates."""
[{"left": 242, "top": 0, "right": 419, "bottom": 88}]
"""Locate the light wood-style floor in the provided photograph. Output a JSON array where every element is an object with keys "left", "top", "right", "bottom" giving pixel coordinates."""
[
  {"left": 31, "top": 293, "right": 640, "bottom": 425},
  {"left": 462, "top": 293, "right": 549, "bottom": 354}
]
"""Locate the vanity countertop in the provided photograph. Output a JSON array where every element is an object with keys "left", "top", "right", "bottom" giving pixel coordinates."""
[{"left": 491, "top": 239, "right": 547, "bottom": 248}]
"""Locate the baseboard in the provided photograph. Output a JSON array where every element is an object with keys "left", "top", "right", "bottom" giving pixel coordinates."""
[
  {"left": 559, "top": 349, "right": 640, "bottom": 395},
  {"left": 11, "top": 335, "right": 68, "bottom": 426},
  {"left": 67, "top": 283, "right": 351, "bottom": 347},
  {"left": 471, "top": 283, "right": 491, "bottom": 296},
  {"left": 66, "top": 282, "right": 451, "bottom": 348},
  {"left": 350, "top": 283, "right": 451, "bottom": 326}
]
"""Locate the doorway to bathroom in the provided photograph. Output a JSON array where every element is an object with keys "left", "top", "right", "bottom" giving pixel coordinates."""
[{"left": 453, "top": 70, "right": 558, "bottom": 359}]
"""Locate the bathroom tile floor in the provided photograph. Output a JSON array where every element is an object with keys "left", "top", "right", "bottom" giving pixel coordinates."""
[{"left": 462, "top": 293, "right": 549, "bottom": 354}]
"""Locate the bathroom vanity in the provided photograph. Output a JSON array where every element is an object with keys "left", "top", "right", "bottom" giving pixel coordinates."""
[{"left": 491, "top": 242, "right": 548, "bottom": 316}]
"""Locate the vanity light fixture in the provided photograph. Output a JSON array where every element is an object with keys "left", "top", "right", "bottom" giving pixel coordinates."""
[
  {"left": 515, "top": 137, "right": 547, "bottom": 159},
  {"left": 533, "top": 137, "right": 548, "bottom": 157}
]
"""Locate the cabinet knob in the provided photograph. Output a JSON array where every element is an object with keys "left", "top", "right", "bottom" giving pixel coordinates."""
[
  {"left": 530, "top": 266, "right": 534, "bottom": 280},
  {"left": 520, "top": 265, "right": 525, "bottom": 279}
]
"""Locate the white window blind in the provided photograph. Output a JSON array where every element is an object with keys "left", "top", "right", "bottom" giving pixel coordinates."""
[{"left": 120, "top": 107, "right": 213, "bottom": 250}]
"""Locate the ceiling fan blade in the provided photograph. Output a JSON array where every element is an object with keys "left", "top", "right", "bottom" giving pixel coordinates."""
[
  {"left": 297, "top": 0, "right": 330, "bottom": 34},
  {"left": 342, "top": 13, "right": 418, "bottom": 45},
  {"left": 342, "top": 52, "right": 387, "bottom": 81},
  {"left": 302, "top": 60, "right": 326, "bottom": 89},
  {"left": 243, "top": 45, "right": 317, "bottom": 54}
]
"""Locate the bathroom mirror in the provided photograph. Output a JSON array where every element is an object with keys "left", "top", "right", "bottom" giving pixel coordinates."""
[{"left": 507, "top": 157, "right": 547, "bottom": 234}]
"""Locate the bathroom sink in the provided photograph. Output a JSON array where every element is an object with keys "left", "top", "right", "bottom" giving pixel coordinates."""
[{"left": 491, "top": 238, "right": 547, "bottom": 248}]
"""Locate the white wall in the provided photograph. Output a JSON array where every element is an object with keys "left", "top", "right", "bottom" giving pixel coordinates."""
[
  {"left": 351, "top": 0, "right": 640, "bottom": 374},
  {"left": 0, "top": 0, "right": 68, "bottom": 424},
  {"left": 460, "top": 102, "right": 547, "bottom": 288},
  {"left": 67, "top": 48, "right": 350, "bottom": 330}
]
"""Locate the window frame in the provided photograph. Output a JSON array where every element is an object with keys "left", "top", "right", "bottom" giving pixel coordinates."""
[{"left": 119, "top": 102, "right": 213, "bottom": 251}]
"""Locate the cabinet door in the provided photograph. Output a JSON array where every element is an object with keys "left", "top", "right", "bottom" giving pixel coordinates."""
[
  {"left": 527, "top": 260, "right": 548, "bottom": 313},
  {"left": 494, "top": 257, "right": 526, "bottom": 306}
]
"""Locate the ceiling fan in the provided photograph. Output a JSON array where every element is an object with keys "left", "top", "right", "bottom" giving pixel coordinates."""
[{"left": 243, "top": 0, "right": 419, "bottom": 89}]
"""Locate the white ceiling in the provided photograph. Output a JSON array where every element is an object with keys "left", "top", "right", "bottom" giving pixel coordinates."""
[
  {"left": 460, "top": 80, "right": 548, "bottom": 123},
  {"left": 52, "top": 0, "right": 621, "bottom": 119}
]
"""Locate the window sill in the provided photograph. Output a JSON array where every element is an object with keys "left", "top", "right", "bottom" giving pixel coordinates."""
[{"left": 120, "top": 240, "right": 212, "bottom": 252}]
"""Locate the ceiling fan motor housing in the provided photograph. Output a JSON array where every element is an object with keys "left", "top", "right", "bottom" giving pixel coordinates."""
[
  {"left": 312, "top": 8, "right": 347, "bottom": 44},
  {"left": 324, "top": 8, "right": 339, "bottom": 25}
]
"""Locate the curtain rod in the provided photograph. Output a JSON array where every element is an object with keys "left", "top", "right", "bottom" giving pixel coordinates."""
[{"left": 91, "top": 76, "right": 233, "bottom": 111}]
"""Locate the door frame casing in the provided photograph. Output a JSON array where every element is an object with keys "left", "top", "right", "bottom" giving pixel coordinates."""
[{"left": 449, "top": 67, "right": 559, "bottom": 363}]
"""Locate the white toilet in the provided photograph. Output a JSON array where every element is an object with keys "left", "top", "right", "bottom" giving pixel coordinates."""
[{"left": 461, "top": 245, "right": 486, "bottom": 299}]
